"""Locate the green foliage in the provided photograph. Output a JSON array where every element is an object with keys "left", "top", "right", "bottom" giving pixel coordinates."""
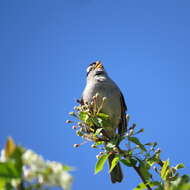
[
  {"left": 161, "top": 160, "right": 170, "bottom": 180},
  {"left": 68, "top": 95, "right": 190, "bottom": 190},
  {"left": 0, "top": 137, "right": 73, "bottom": 190},
  {"left": 95, "top": 154, "right": 109, "bottom": 174},
  {"left": 109, "top": 155, "right": 120, "bottom": 173},
  {"left": 128, "top": 137, "right": 147, "bottom": 152}
]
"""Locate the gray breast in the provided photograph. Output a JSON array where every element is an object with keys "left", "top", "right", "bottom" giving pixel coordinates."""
[{"left": 82, "top": 79, "right": 122, "bottom": 130}]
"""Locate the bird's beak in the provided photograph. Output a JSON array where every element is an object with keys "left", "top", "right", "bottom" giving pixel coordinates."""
[{"left": 95, "top": 61, "right": 103, "bottom": 69}]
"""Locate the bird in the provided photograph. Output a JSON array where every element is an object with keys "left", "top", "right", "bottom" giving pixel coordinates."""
[{"left": 80, "top": 61, "right": 127, "bottom": 183}]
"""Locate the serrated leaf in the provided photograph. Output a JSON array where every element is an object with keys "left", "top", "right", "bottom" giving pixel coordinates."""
[
  {"left": 161, "top": 160, "right": 170, "bottom": 180},
  {"left": 109, "top": 155, "right": 120, "bottom": 173},
  {"left": 95, "top": 154, "right": 109, "bottom": 174},
  {"left": 128, "top": 137, "right": 147, "bottom": 152}
]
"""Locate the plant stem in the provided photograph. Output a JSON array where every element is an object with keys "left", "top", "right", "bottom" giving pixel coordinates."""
[{"left": 133, "top": 166, "right": 152, "bottom": 190}]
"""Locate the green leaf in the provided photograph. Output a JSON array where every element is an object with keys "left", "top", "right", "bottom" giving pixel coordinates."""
[
  {"left": 133, "top": 182, "right": 147, "bottom": 190},
  {"left": 0, "top": 178, "right": 7, "bottom": 189},
  {"left": 91, "top": 117, "right": 103, "bottom": 127},
  {"left": 94, "top": 128, "right": 103, "bottom": 136},
  {"left": 62, "top": 165, "right": 74, "bottom": 171},
  {"left": 133, "top": 181, "right": 160, "bottom": 190},
  {"left": 95, "top": 154, "right": 109, "bottom": 174},
  {"left": 149, "top": 181, "right": 161, "bottom": 187},
  {"left": 109, "top": 155, "right": 120, "bottom": 173},
  {"left": 9, "top": 147, "right": 24, "bottom": 175},
  {"left": 94, "top": 141, "right": 104, "bottom": 146},
  {"left": 96, "top": 113, "right": 111, "bottom": 126},
  {"left": 175, "top": 163, "right": 185, "bottom": 170},
  {"left": 135, "top": 128, "right": 144, "bottom": 135},
  {"left": 96, "top": 113, "right": 109, "bottom": 119},
  {"left": 0, "top": 146, "right": 23, "bottom": 181},
  {"left": 128, "top": 137, "right": 147, "bottom": 152},
  {"left": 121, "top": 159, "right": 134, "bottom": 167},
  {"left": 0, "top": 161, "right": 21, "bottom": 179},
  {"left": 161, "top": 159, "right": 170, "bottom": 180},
  {"left": 78, "top": 112, "right": 89, "bottom": 122},
  {"left": 146, "top": 155, "right": 159, "bottom": 167},
  {"left": 3, "top": 182, "right": 14, "bottom": 190}
]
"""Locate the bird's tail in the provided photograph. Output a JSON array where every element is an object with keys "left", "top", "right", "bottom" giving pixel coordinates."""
[{"left": 108, "top": 154, "right": 123, "bottom": 183}]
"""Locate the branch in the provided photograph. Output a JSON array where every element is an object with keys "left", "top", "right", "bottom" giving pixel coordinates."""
[{"left": 133, "top": 166, "right": 152, "bottom": 190}]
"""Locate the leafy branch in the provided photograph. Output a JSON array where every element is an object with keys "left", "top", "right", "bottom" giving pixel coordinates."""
[{"left": 67, "top": 95, "right": 190, "bottom": 190}]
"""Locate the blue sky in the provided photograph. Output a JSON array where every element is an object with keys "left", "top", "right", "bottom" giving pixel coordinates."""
[{"left": 0, "top": 0, "right": 190, "bottom": 189}]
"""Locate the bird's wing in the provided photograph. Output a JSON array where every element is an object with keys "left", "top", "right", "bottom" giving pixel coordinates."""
[{"left": 118, "top": 92, "right": 127, "bottom": 135}]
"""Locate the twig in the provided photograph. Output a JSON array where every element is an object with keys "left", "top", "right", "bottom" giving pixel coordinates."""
[
  {"left": 133, "top": 166, "right": 152, "bottom": 190},
  {"left": 118, "top": 147, "right": 152, "bottom": 190}
]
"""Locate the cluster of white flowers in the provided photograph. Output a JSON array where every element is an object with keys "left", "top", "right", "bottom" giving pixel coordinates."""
[{"left": 22, "top": 149, "right": 73, "bottom": 190}]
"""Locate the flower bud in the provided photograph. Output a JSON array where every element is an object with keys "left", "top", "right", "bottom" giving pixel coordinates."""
[
  {"left": 95, "top": 93, "right": 100, "bottom": 98},
  {"left": 102, "top": 97, "right": 107, "bottom": 101},
  {"left": 77, "top": 122, "right": 83, "bottom": 126},
  {"left": 76, "top": 131, "right": 83, "bottom": 136},
  {"left": 155, "top": 148, "right": 161, "bottom": 153},
  {"left": 74, "top": 106, "right": 80, "bottom": 111},
  {"left": 66, "top": 120, "right": 72, "bottom": 124},
  {"left": 69, "top": 112, "right": 75, "bottom": 116},
  {"left": 72, "top": 126, "right": 78, "bottom": 130},
  {"left": 96, "top": 152, "right": 103, "bottom": 159},
  {"left": 73, "top": 144, "right": 80, "bottom": 148},
  {"left": 91, "top": 144, "right": 97, "bottom": 148}
]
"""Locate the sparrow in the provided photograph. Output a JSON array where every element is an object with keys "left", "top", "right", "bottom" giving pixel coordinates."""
[{"left": 80, "top": 61, "right": 127, "bottom": 183}]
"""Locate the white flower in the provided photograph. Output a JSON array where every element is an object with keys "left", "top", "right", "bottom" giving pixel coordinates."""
[
  {"left": 47, "top": 161, "right": 63, "bottom": 173},
  {"left": 0, "top": 149, "right": 6, "bottom": 162},
  {"left": 22, "top": 149, "right": 73, "bottom": 190},
  {"left": 59, "top": 171, "right": 72, "bottom": 190},
  {"left": 22, "top": 150, "right": 46, "bottom": 169}
]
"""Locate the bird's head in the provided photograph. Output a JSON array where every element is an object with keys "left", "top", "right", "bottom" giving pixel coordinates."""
[{"left": 86, "top": 61, "right": 108, "bottom": 81}]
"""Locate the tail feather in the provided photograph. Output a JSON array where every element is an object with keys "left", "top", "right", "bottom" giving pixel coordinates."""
[{"left": 108, "top": 154, "right": 123, "bottom": 183}]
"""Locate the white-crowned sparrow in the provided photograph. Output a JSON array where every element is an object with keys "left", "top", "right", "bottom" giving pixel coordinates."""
[{"left": 81, "top": 61, "right": 127, "bottom": 183}]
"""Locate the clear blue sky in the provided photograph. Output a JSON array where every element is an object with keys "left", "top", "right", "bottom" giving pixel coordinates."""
[{"left": 0, "top": 0, "right": 190, "bottom": 189}]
